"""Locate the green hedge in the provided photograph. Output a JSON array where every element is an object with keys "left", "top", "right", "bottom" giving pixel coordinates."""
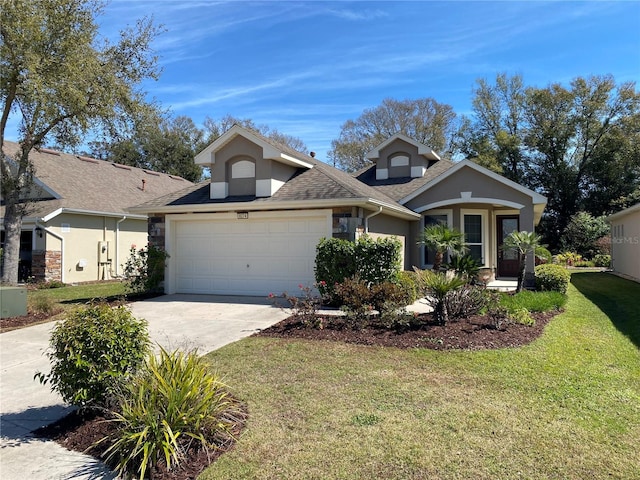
[
  {"left": 315, "top": 236, "right": 402, "bottom": 302},
  {"left": 535, "top": 264, "right": 571, "bottom": 294}
]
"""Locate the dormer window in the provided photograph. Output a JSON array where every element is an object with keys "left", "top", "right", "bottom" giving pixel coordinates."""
[
  {"left": 390, "top": 155, "right": 409, "bottom": 167},
  {"left": 232, "top": 160, "right": 255, "bottom": 179},
  {"left": 228, "top": 157, "right": 256, "bottom": 196}
]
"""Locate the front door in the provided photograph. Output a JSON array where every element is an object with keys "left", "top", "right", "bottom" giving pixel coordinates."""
[{"left": 497, "top": 216, "right": 520, "bottom": 278}]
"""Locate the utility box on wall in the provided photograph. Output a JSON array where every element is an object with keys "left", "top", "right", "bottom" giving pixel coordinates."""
[
  {"left": 98, "top": 241, "right": 110, "bottom": 263},
  {"left": 0, "top": 286, "right": 27, "bottom": 318}
]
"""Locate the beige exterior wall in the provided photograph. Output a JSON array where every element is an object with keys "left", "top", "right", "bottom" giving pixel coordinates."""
[
  {"left": 366, "top": 213, "right": 411, "bottom": 270},
  {"left": 404, "top": 166, "right": 538, "bottom": 280},
  {"left": 374, "top": 138, "right": 433, "bottom": 180},
  {"left": 211, "top": 136, "right": 297, "bottom": 197},
  {"left": 40, "top": 213, "right": 147, "bottom": 283},
  {"left": 610, "top": 207, "right": 640, "bottom": 282}
]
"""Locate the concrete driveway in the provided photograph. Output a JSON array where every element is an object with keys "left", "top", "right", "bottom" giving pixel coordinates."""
[{"left": 0, "top": 294, "right": 288, "bottom": 480}]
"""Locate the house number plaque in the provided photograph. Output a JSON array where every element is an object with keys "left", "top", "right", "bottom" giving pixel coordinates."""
[{"left": 237, "top": 212, "right": 249, "bottom": 219}]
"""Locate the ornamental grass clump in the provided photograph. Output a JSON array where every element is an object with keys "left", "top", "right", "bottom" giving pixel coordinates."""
[{"left": 102, "top": 347, "right": 241, "bottom": 480}]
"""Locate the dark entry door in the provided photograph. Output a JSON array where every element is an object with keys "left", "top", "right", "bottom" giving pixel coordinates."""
[{"left": 497, "top": 216, "right": 520, "bottom": 278}]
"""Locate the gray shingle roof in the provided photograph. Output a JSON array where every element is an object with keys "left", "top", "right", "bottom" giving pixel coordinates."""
[
  {"left": 1, "top": 141, "right": 193, "bottom": 218},
  {"left": 353, "top": 159, "right": 455, "bottom": 201}
]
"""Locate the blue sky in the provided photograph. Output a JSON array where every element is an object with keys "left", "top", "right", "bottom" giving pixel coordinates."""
[{"left": 8, "top": 1, "right": 640, "bottom": 161}]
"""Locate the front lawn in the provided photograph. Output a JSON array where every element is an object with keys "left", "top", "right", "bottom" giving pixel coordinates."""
[
  {"left": 1, "top": 282, "right": 128, "bottom": 332},
  {"left": 201, "top": 271, "right": 640, "bottom": 479}
]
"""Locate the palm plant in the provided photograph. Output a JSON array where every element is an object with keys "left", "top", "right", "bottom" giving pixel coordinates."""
[
  {"left": 503, "top": 230, "right": 544, "bottom": 292},
  {"left": 418, "top": 224, "right": 467, "bottom": 272},
  {"left": 414, "top": 269, "right": 467, "bottom": 326}
]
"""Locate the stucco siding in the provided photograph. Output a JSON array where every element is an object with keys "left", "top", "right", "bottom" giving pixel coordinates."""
[
  {"left": 41, "top": 213, "right": 147, "bottom": 283},
  {"left": 367, "top": 214, "right": 412, "bottom": 270},
  {"left": 405, "top": 165, "right": 533, "bottom": 212},
  {"left": 610, "top": 207, "right": 640, "bottom": 282}
]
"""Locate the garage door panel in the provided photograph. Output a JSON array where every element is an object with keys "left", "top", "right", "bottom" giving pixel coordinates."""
[{"left": 172, "top": 212, "right": 328, "bottom": 295}]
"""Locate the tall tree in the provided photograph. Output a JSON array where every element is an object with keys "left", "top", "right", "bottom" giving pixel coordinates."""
[
  {"left": 1, "top": 0, "right": 161, "bottom": 283},
  {"left": 329, "top": 98, "right": 457, "bottom": 172},
  {"left": 202, "top": 114, "right": 308, "bottom": 153},
  {"left": 92, "top": 114, "right": 205, "bottom": 182},
  {"left": 464, "top": 73, "right": 639, "bottom": 250},
  {"left": 457, "top": 73, "right": 528, "bottom": 182},
  {"left": 525, "top": 76, "right": 639, "bottom": 248}
]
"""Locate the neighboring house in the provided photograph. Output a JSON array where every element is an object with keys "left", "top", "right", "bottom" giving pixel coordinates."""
[
  {"left": 131, "top": 125, "right": 547, "bottom": 296},
  {"left": 1, "top": 141, "right": 193, "bottom": 283},
  {"left": 608, "top": 202, "right": 640, "bottom": 283}
]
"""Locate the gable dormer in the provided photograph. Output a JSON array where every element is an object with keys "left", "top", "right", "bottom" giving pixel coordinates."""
[
  {"left": 365, "top": 133, "right": 441, "bottom": 180},
  {"left": 194, "top": 125, "right": 314, "bottom": 199}
]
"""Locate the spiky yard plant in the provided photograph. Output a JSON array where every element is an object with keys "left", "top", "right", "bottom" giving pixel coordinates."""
[
  {"left": 414, "top": 268, "right": 467, "bottom": 326},
  {"left": 101, "top": 347, "right": 241, "bottom": 480},
  {"left": 418, "top": 224, "right": 467, "bottom": 272},
  {"left": 503, "top": 230, "right": 545, "bottom": 292}
]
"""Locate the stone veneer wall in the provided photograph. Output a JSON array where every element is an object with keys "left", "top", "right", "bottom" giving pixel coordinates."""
[{"left": 31, "top": 250, "right": 62, "bottom": 282}]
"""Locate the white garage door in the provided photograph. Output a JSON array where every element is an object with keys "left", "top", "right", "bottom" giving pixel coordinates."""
[{"left": 170, "top": 210, "right": 330, "bottom": 296}]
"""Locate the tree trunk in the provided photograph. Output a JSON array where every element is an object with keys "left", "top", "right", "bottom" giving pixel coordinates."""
[
  {"left": 433, "top": 251, "right": 444, "bottom": 272},
  {"left": 516, "top": 253, "right": 525, "bottom": 292},
  {"left": 1, "top": 145, "right": 33, "bottom": 285},
  {"left": 1, "top": 197, "right": 23, "bottom": 285}
]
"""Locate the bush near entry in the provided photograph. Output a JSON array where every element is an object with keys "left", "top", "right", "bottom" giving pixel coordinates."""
[
  {"left": 535, "top": 264, "right": 571, "bottom": 294},
  {"left": 315, "top": 236, "right": 402, "bottom": 303}
]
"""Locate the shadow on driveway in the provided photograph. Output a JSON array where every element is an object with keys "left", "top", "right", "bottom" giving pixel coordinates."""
[{"left": 570, "top": 271, "right": 640, "bottom": 349}]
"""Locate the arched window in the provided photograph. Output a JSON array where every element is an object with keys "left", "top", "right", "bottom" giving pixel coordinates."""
[
  {"left": 231, "top": 160, "right": 255, "bottom": 179},
  {"left": 390, "top": 154, "right": 409, "bottom": 167}
]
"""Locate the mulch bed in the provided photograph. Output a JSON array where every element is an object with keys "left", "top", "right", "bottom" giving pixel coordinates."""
[
  {"left": 34, "top": 402, "right": 249, "bottom": 480},
  {"left": 23, "top": 303, "right": 561, "bottom": 478},
  {"left": 255, "top": 310, "right": 559, "bottom": 350}
]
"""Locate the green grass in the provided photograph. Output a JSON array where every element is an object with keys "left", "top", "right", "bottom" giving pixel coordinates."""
[
  {"left": 499, "top": 289, "right": 567, "bottom": 312},
  {"left": 200, "top": 271, "right": 640, "bottom": 479},
  {"left": 28, "top": 281, "right": 127, "bottom": 316}
]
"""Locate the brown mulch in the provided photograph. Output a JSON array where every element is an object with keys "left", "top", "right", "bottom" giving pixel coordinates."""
[
  {"left": 0, "top": 311, "right": 57, "bottom": 332},
  {"left": 255, "top": 310, "right": 560, "bottom": 351},
  {"left": 34, "top": 402, "right": 249, "bottom": 480},
  {"left": 26, "top": 304, "right": 560, "bottom": 478}
]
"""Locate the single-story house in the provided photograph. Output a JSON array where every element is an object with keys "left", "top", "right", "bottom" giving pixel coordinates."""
[
  {"left": 1, "top": 141, "right": 193, "bottom": 283},
  {"left": 608, "top": 202, "right": 640, "bottom": 283},
  {"left": 130, "top": 125, "right": 547, "bottom": 296}
]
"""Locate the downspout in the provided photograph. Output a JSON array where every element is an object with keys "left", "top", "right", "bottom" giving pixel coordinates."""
[
  {"left": 35, "top": 220, "right": 65, "bottom": 284},
  {"left": 363, "top": 206, "right": 383, "bottom": 234},
  {"left": 115, "top": 215, "right": 127, "bottom": 277}
]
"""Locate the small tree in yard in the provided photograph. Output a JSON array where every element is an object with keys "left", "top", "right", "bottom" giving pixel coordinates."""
[
  {"left": 418, "top": 224, "right": 467, "bottom": 272},
  {"left": 503, "top": 231, "right": 544, "bottom": 292}
]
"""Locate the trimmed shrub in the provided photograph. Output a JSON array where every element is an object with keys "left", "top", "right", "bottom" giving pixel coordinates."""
[
  {"left": 103, "top": 347, "right": 240, "bottom": 479},
  {"left": 314, "top": 235, "right": 402, "bottom": 303},
  {"left": 535, "top": 264, "right": 571, "bottom": 294},
  {"left": 555, "top": 251, "right": 582, "bottom": 266},
  {"left": 314, "top": 238, "right": 355, "bottom": 302},
  {"left": 354, "top": 235, "right": 402, "bottom": 285},
  {"left": 535, "top": 246, "right": 553, "bottom": 265},
  {"left": 35, "top": 303, "right": 150, "bottom": 408},
  {"left": 396, "top": 271, "right": 418, "bottom": 305},
  {"left": 593, "top": 254, "right": 611, "bottom": 268}
]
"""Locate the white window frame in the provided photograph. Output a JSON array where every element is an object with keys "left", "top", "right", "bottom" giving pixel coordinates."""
[
  {"left": 461, "top": 209, "right": 489, "bottom": 267},
  {"left": 390, "top": 154, "right": 410, "bottom": 167},
  {"left": 231, "top": 160, "right": 255, "bottom": 179},
  {"left": 421, "top": 208, "right": 453, "bottom": 269}
]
